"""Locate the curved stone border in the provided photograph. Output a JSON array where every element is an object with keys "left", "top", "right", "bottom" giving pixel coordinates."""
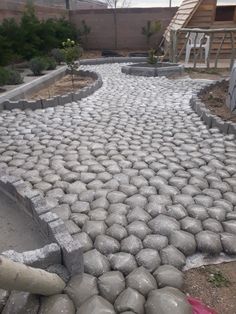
[
  {"left": 0, "top": 69, "right": 103, "bottom": 111},
  {"left": 0, "top": 169, "right": 83, "bottom": 275},
  {"left": 121, "top": 62, "right": 184, "bottom": 77},
  {"left": 191, "top": 79, "right": 236, "bottom": 135}
]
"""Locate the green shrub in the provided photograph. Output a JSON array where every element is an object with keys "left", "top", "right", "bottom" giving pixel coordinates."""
[
  {"left": 29, "top": 57, "right": 46, "bottom": 76},
  {"left": 0, "top": 67, "right": 23, "bottom": 86},
  {"left": 0, "top": 3, "right": 78, "bottom": 66},
  {"left": 147, "top": 49, "right": 158, "bottom": 65},
  {"left": 44, "top": 57, "right": 57, "bottom": 70},
  {"left": 51, "top": 48, "right": 65, "bottom": 64},
  {"left": 6, "top": 69, "right": 23, "bottom": 84},
  {"left": 0, "top": 67, "right": 9, "bottom": 86}
]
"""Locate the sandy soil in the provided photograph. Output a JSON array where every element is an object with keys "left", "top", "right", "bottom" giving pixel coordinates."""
[
  {"left": 0, "top": 191, "right": 48, "bottom": 253},
  {"left": 28, "top": 74, "right": 94, "bottom": 100},
  {"left": 184, "top": 262, "right": 236, "bottom": 314}
]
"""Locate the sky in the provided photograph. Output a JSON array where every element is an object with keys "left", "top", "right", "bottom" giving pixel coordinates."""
[{"left": 128, "top": 0, "right": 236, "bottom": 7}]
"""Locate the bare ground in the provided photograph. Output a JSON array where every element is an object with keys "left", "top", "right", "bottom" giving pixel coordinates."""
[
  {"left": 184, "top": 262, "right": 236, "bottom": 314},
  {"left": 28, "top": 74, "right": 94, "bottom": 100}
]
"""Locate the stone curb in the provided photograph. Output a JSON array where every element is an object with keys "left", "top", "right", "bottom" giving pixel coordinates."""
[
  {"left": 190, "top": 79, "right": 236, "bottom": 136},
  {"left": 121, "top": 63, "right": 184, "bottom": 77},
  {"left": 0, "top": 69, "right": 103, "bottom": 111},
  {"left": 80, "top": 56, "right": 147, "bottom": 65},
  {"left": 0, "top": 169, "right": 83, "bottom": 275}
]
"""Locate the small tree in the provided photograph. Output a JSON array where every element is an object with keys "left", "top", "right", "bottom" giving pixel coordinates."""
[
  {"left": 62, "top": 38, "right": 82, "bottom": 89},
  {"left": 78, "top": 20, "right": 91, "bottom": 49},
  {"left": 142, "top": 20, "right": 161, "bottom": 48},
  {"left": 102, "top": 0, "right": 131, "bottom": 49}
]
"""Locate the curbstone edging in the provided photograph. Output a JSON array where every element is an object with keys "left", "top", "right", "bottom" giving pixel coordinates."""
[
  {"left": 190, "top": 79, "right": 236, "bottom": 136},
  {"left": 0, "top": 169, "right": 83, "bottom": 275},
  {"left": 0, "top": 69, "right": 103, "bottom": 111}
]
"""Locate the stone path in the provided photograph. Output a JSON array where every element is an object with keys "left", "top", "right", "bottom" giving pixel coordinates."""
[{"left": 1, "top": 63, "right": 236, "bottom": 313}]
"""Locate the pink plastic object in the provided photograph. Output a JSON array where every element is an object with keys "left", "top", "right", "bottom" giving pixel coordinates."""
[{"left": 188, "top": 296, "right": 218, "bottom": 314}]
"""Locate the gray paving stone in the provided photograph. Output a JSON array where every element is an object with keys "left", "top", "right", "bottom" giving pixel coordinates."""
[
  {"left": 39, "top": 294, "right": 75, "bottom": 314},
  {"left": 98, "top": 271, "right": 125, "bottom": 303},
  {"left": 76, "top": 295, "right": 115, "bottom": 314},
  {"left": 196, "top": 231, "right": 223, "bottom": 254},
  {"left": 82, "top": 221, "right": 107, "bottom": 241},
  {"left": 84, "top": 249, "right": 110, "bottom": 277},
  {"left": 148, "top": 214, "right": 180, "bottom": 236},
  {"left": 114, "top": 288, "right": 145, "bottom": 314},
  {"left": 126, "top": 221, "right": 151, "bottom": 240},
  {"left": 126, "top": 267, "right": 157, "bottom": 296},
  {"left": 135, "top": 248, "right": 161, "bottom": 272},
  {"left": 145, "top": 287, "right": 192, "bottom": 314},
  {"left": 109, "top": 252, "right": 137, "bottom": 275},
  {"left": 160, "top": 245, "right": 186, "bottom": 269},
  {"left": 94, "top": 235, "right": 120, "bottom": 255},
  {"left": 121, "top": 235, "right": 143, "bottom": 255},
  {"left": 153, "top": 264, "right": 184, "bottom": 289}
]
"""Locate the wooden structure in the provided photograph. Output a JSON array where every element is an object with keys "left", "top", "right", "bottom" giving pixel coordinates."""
[{"left": 164, "top": 0, "right": 236, "bottom": 68}]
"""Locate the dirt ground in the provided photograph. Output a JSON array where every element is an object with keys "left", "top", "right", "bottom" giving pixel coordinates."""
[
  {"left": 200, "top": 80, "right": 236, "bottom": 123},
  {"left": 184, "top": 262, "right": 236, "bottom": 314},
  {"left": 28, "top": 74, "right": 94, "bottom": 100}
]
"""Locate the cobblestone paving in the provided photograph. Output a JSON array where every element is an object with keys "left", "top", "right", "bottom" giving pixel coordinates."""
[{"left": 1, "top": 63, "right": 236, "bottom": 313}]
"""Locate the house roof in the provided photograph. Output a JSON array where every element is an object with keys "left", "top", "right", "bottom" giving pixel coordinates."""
[{"left": 164, "top": 0, "right": 203, "bottom": 41}]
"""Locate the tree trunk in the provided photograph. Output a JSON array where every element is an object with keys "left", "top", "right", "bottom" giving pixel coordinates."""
[
  {"left": 0, "top": 256, "right": 66, "bottom": 296},
  {"left": 113, "top": 9, "right": 118, "bottom": 49}
]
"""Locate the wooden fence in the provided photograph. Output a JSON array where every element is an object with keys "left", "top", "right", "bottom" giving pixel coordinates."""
[{"left": 169, "top": 27, "right": 236, "bottom": 69}]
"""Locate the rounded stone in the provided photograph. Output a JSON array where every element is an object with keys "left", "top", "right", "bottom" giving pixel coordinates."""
[
  {"left": 181, "top": 217, "right": 202, "bottom": 234},
  {"left": 220, "top": 232, "right": 236, "bottom": 255},
  {"left": 135, "top": 249, "right": 161, "bottom": 272},
  {"left": 202, "top": 219, "right": 223, "bottom": 233},
  {"left": 77, "top": 295, "right": 115, "bottom": 314},
  {"left": 106, "top": 213, "right": 128, "bottom": 227},
  {"left": 166, "top": 204, "right": 187, "bottom": 220},
  {"left": 65, "top": 274, "right": 98, "bottom": 307},
  {"left": 83, "top": 249, "right": 110, "bottom": 277},
  {"left": 82, "top": 221, "right": 107, "bottom": 241},
  {"left": 153, "top": 265, "right": 184, "bottom": 289},
  {"left": 222, "top": 220, "right": 236, "bottom": 234},
  {"left": 125, "top": 194, "right": 147, "bottom": 208},
  {"left": 126, "top": 267, "right": 157, "bottom": 296},
  {"left": 121, "top": 235, "right": 143, "bottom": 255},
  {"left": 98, "top": 271, "right": 125, "bottom": 303},
  {"left": 187, "top": 204, "right": 209, "bottom": 221},
  {"left": 72, "top": 232, "right": 93, "bottom": 253},
  {"left": 127, "top": 221, "right": 151, "bottom": 240},
  {"left": 127, "top": 207, "right": 152, "bottom": 223},
  {"left": 94, "top": 235, "right": 120, "bottom": 255},
  {"left": 106, "top": 224, "right": 128, "bottom": 241},
  {"left": 145, "top": 287, "right": 192, "bottom": 314},
  {"left": 39, "top": 294, "right": 75, "bottom": 314},
  {"left": 169, "top": 230, "right": 197, "bottom": 256},
  {"left": 148, "top": 214, "right": 180, "bottom": 236},
  {"left": 143, "top": 234, "right": 168, "bottom": 250},
  {"left": 114, "top": 288, "right": 145, "bottom": 314},
  {"left": 109, "top": 253, "right": 137, "bottom": 275},
  {"left": 107, "top": 191, "right": 127, "bottom": 204},
  {"left": 196, "top": 231, "right": 223, "bottom": 255},
  {"left": 160, "top": 245, "right": 186, "bottom": 270}
]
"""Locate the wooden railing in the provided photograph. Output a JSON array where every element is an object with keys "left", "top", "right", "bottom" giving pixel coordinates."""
[{"left": 169, "top": 28, "right": 236, "bottom": 69}]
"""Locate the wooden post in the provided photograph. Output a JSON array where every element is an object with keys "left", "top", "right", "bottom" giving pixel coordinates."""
[
  {"left": 214, "top": 33, "right": 226, "bottom": 69},
  {"left": 230, "top": 31, "right": 236, "bottom": 70},
  {"left": 0, "top": 256, "right": 66, "bottom": 296},
  {"left": 172, "top": 30, "right": 178, "bottom": 63}
]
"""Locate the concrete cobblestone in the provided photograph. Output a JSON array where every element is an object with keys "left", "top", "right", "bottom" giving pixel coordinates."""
[{"left": 1, "top": 63, "right": 236, "bottom": 312}]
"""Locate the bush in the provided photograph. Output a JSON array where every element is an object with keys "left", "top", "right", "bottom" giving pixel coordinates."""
[
  {"left": 29, "top": 57, "right": 46, "bottom": 76},
  {"left": 0, "top": 67, "right": 23, "bottom": 86},
  {"left": 0, "top": 3, "right": 78, "bottom": 65},
  {"left": 0, "top": 67, "right": 9, "bottom": 86},
  {"left": 51, "top": 48, "right": 65, "bottom": 64},
  {"left": 44, "top": 57, "right": 57, "bottom": 70},
  {"left": 6, "top": 69, "right": 23, "bottom": 84}
]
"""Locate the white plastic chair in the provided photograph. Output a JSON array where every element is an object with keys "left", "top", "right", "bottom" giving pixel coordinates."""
[{"left": 185, "top": 32, "right": 210, "bottom": 64}]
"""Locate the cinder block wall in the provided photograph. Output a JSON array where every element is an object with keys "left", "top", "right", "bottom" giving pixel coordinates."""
[{"left": 69, "top": 7, "right": 177, "bottom": 50}]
